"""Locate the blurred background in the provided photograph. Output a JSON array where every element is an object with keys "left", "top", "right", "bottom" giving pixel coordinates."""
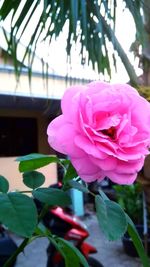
[{"left": 0, "top": 1, "right": 150, "bottom": 266}]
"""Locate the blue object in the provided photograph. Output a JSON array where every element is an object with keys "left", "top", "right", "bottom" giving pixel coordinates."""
[{"left": 70, "top": 188, "right": 84, "bottom": 216}]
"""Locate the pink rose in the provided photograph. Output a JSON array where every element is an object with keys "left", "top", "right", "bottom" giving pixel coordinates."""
[{"left": 47, "top": 81, "right": 150, "bottom": 184}]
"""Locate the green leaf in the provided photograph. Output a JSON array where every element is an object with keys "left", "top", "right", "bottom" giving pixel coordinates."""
[
  {"left": 68, "top": 180, "right": 89, "bottom": 193},
  {"left": 71, "top": 0, "right": 78, "bottom": 36},
  {"left": 0, "top": 0, "right": 141, "bottom": 86},
  {"left": 93, "top": 3, "right": 138, "bottom": 86},
  {"left": 81, "top": 0, "right": 87, "bottom": 46},
  {"left": 16, "top": 153, "right": 60, "bottom": 172},
  {"left": 34, "top": 222, "right": 47, "bottom": 236},
  {"left": 36, "top": 227, "right": 89, "bottom": 267},
  {"left": 56, "top": 238, "right": 89, "bottom": 267},
  {"left": 23, "top": 171, "right": 45, "bottom": 189},
  {"left": 0, "top": 192, "right": 38, "bottom": 237},
  {"left": 126, "top": 214, "right": 150, "bottom": 267},
  {"left": 95, "top": 195, "right": 127, "bottom": 240},
  {"left": 63, "top": 162, "right": 78, "bottom": 183},
  {"left": 37, "top": 222, "right": 89, "bottom": 267},
  {"left": 98, "top": 189, "right": 109, "bottom": 201},
  {"left": 32, "top": 188, "right": 71, "bottom": 207},
  {"left": 56, "top": 238, "right": 80, "bottom": 267},
  {"left": 0, "top": 175, "right": 9, "bottom": 193}
]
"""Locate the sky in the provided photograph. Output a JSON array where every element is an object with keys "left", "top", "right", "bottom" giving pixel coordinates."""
[
  {"left": 32, "top": 0, "right": 142, "bottom": 83},
  {"left": 0, "top": 0, "right": 142, "bottom": 84}
]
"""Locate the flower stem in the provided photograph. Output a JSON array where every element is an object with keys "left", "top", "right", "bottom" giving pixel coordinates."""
[
  {"left": 38, "top": 203, "right": 49, "bottom": 222},
  {"left": 3, "top": 238, "right": 29, "bottom": 267},
  {"left": 19, "top": 190, "right": 33, "bottom": 193}
]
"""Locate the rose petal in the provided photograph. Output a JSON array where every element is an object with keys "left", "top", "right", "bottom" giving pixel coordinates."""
[
  {"left": 47, "top": 81, "right": 150, "bottom": 185},
  {"left": 89, "top": 155, "right": 118, "bottom": 171},
  {"left": 105, "top": 171, "right": 137, "bottom": 185},
  {"left": 61, "top": 85, "right": 85, "bottom": 125},
  {"left": 116, "top": 158, "right": 144, "bottom": 174},
  {"left": 71, "top": 156, "right": 105, "bottom": 182},
  {"left": 47, "top": 115, "right": 84, "bottom": 157},
  {"left": 75, "top": 135, "right": 107, "bottom": 159}
]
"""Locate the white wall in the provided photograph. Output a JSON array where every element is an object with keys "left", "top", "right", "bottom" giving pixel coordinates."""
[{"left": 0, "top": 157, "right": 57, "bottom": 191}]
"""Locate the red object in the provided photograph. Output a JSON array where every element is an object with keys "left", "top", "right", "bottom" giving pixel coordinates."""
[{"left": 46, "top": 206, "right": 98, "bottom": 265}]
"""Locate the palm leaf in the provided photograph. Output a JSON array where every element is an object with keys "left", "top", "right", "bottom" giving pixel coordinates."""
[{"left": 0, "top": 0, "right": 144, "bottom": 85}]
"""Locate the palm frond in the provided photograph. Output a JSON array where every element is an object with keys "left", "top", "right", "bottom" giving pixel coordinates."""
[{"left": 0, "top": 0, "right": 144, "bottom": 85}]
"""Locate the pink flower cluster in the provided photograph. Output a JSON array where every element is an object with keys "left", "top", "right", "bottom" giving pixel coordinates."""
[{"left": 47, "top": 81, "right": 150, "bottom": 184}]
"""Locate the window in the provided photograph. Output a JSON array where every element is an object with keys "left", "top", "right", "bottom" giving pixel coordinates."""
[{"left": 0, "top": 117, "right": 38, "bottom": 156}]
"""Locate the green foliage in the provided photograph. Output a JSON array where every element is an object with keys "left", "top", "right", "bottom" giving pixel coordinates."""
[
  {"left": 16, "top": 153, "right": 60, "bottom": 172},
  {"left": 113, "top": 183, "right": 143, "bottom": 224},
  {"left": 32, "top": 187, "right": 71, "bottom": 207},
  {"left": 126, "top": 214, "right": 150, "bottom": 267},
  {"left": 0, "top": 0, "right": 143, "bottom": 84},
  {"left": 0, "top": 192, "right": 37, "bottom": 237},
  {"left": 0, "top": 175, "right": 9, "bottom": 193},
  {"left": 0, "top": 153, "right": 149, "bottom": 267},
  {"left": 95, "top": 195, "right": 127, "bottom": 241},
  {"left": 68, "top": 180, "right": 89, "bottom": 193},
  {"left": 63, "top": 162, "right": 78, "bottom": 184},
  {"left": 23, "top": 171, "right": 45, "bottom": 189},
  {"left": 52, "top": 237, "right": 89, "bottom": 267},
  {"left": 37, "top": 226, "right": 89, "bottom": 267}
]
